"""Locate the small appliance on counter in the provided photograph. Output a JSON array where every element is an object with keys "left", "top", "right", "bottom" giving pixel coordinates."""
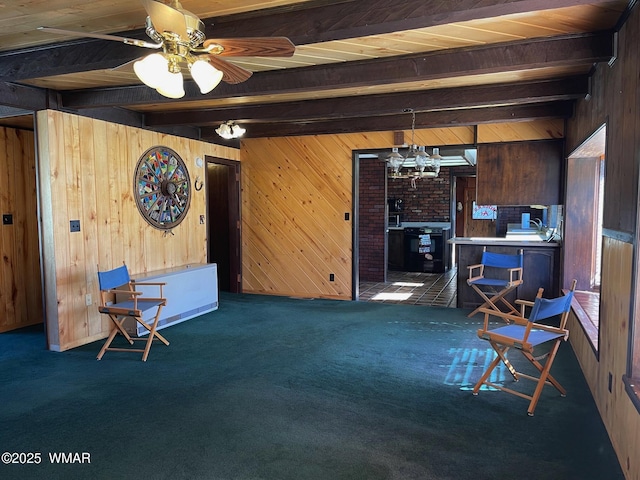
[
  {"left": 387, "top": 198, "right": 404, "bottom": 227},
  {"left": 403, "top": 226, "right": 451, "bottom": 273}
]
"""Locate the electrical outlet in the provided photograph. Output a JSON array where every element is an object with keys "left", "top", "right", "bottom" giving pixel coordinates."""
[
  {"left": 329, "top": 273, "right": 335, "bottom": 282},
  {"left": 2, "top": 214, "right": 12, "bottom": 225},
  {"left": 70, "top": 220, "right": 81, "bottom": 232},
  {"left": 85, "top": 294, "right": 92, "bottom": 306}
]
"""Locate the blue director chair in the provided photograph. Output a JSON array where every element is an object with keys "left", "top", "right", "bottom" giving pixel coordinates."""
[
  {"left": 472, "top": 279, "right": 577, "bottom": 415},
  {"left": 97, "top": 263, "right": 168, "bottom": 361},
  {"left": 467, "top": 247, "right": 524, "bottom": 318}
]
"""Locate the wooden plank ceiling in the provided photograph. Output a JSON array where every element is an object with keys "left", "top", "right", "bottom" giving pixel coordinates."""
[{"left": 0, "top": 0, "right": 632, "bottom": 140}]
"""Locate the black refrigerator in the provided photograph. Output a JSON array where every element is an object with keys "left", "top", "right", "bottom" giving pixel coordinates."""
[{"left": 403, "top": 227, "right": 451, "bottom": 273}]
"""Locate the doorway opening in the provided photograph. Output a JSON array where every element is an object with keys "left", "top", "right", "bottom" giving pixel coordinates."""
[{"left": 205, "top": 157, "right": 242, "bottom": 293}]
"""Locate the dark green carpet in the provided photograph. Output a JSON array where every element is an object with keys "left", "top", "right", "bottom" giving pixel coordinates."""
[{"left": 0, "top": 293, "right": 623, "bottom": 480}]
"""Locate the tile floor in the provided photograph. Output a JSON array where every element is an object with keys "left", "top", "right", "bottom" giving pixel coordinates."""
[{"left": 359, "top": 268, "right": 458, "bottom": 307}]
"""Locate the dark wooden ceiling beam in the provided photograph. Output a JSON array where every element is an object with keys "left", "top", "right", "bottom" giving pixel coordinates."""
[
  {"left": 0, "top": 0, "right": 618, "bottom": 82},
  {"left": 144, "top": 77, "right": 589, "bottom": 127},
  {"left": 209, "top": 0, "right": 621, "bottom": 44},
  {"left": 200, "top": 102, "right": 574, "bottom": 139},
  {"left": 0, "top": 39, "right": 145, "bottom": 82},
  {"left": 0, "top": 82, "right": 49, "bottom": 111},
  {"left": 61, "top": 33, "right": 611, "bottom": 109}
]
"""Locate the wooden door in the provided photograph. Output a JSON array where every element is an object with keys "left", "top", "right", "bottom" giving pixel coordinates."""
[
  {"left": 206, "top": 158, "right": 242, "bottom": 293},
  {"left": 0, "top": 126, "right": 43, "bottom": 333}
]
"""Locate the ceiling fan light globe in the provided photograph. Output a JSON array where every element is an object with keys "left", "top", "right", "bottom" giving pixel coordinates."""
[
  {"left": 190, "top": 60, "right": 223, "bottom": 94},
  {"left": 133, "top": 53, "right": 169, "bottom": 88},
  {"left": 156, "top": 71, "right": 185, "bottom": 99}
]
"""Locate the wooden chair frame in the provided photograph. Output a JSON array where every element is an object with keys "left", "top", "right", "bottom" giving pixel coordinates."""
[
  {"left": 466, "top": 247, "right": 524, "bottom": 318},
  {"left": 472, "top": 280, "right": 577, "bottom": 415},
  {"left": 97, "top": 264, "right": 169, "bottom": 362}
]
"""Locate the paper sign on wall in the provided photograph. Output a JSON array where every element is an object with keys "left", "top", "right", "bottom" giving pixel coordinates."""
[{"left": 472, "top": 202, "right": 497, "bottom": 220}]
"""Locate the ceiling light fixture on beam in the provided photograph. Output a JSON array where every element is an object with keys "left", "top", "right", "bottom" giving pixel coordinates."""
[{"left": 216, "top": 121, "right": 246, "bottom": 139}]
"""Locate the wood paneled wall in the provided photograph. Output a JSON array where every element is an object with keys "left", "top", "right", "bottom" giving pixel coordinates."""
[
  {"left": 240, "top": 122, "right": 561, "bottom": 299},
  {"left": 476, "top": 140, "right": 563, "bottom": 205},
  {"left": 36, "top": 110, "right": 240, "bottom": 351},
  {"left": 566, "top": 12, "right": 639, "bottom": 234},
  {"left": 0, "top": 126, "right": 43, "bottom": 333},
  {"left": 564, "top": 4, "right": 640, "bottom": 479},
  {"left": 567, "top": 238, "right": 637, "bottom": 479}
]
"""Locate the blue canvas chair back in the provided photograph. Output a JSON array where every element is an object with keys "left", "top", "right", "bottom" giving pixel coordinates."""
[
  {"left": 529, "top": 290, "right": 574, "bottom": 323},
  {"left": 481, "top": 251, "right": 523, "bottom": 269},
  {"left": 98, "top": 265, "right": 130, "bottom": 291}
]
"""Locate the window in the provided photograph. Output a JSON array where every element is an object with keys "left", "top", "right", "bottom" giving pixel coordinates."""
[{"left": 563, "top": 125, "right": 606, "bottom": 351}]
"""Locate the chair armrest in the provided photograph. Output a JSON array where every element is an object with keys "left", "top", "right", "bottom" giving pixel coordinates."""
[
  {"left": 531, "top": 322, "right": 569, "bottom": 339},
  {"left": 516, "top": 298, "right": 535, "bottom": 316},
  {"left": 106, "top": 288, "right": 142, "bottom": 296},
  {"left": 477, "top": 308, "right": 528, "bottom": 326},
  {"left": 515, "top": 299, "right": 535, "bottom": 307},
  {"left": 467, "top": 263, "right": 484, "bottom": 281},
  {"left": 507, "top": 267, "right": 523, "bottom": 285},
  {"left": 131, "top": 281, "right": 165, "bottom": 297}
]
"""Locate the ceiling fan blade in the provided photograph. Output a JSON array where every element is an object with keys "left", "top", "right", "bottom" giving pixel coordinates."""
[
  {"left": 204, "top": 37, "right": 295, "bottom": 58},
  {"left": 37, "top": 26, "right": 162, "bottom": 49},
  {"left": 140, "top": 0, "right": 189, "bottom": 40},
  {"left": 109, "top": 57, "right": 142, "bottom": 72},
  {"left": 206, "top": 56, "right": 253, "bottom": 84}
]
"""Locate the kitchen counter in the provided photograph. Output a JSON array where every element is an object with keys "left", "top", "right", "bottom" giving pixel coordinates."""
[
  {"left": 389, "top": 222, "right": 451, "bottom": 231},
  {"left": 449, "top": 236, "right": 560, "bottom": 247},
  {"left": 452, "top": 238, "right": 562, "bottom": 309}
]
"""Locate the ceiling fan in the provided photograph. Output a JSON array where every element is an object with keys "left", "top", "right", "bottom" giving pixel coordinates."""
[{"left": 38, "top": 0, "right": 295, "bottom": 98}]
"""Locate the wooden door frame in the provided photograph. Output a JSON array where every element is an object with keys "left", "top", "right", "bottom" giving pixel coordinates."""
[{"left": 204, "top": 156, "right": 242, "bottom": 293}]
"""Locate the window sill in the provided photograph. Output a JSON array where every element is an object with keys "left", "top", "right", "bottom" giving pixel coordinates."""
[{"left": 570, "top": 290, "right": 599, "bottom": 353}]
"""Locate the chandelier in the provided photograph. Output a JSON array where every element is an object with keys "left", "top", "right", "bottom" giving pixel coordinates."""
[
  {"left": 215, "top": 121, "right": 246, "bottom": 139},
  {"left": 386, "top": 109, "right": 441, "bottom": 180}
]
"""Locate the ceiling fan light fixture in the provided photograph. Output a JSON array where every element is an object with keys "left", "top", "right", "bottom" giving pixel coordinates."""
[
  {"left": 133, "top": 52, "right": 169, "bottom": 88},
  {"left": 155, "top": 70, "right": 185, "bottom": 98},
  {"left": 190, "top": 59, "right": 223, "bottom": 94}
]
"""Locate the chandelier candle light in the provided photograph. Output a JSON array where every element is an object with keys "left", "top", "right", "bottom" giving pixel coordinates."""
[{"left": 386, "top": 109, "right": 441, "bottom": 181}]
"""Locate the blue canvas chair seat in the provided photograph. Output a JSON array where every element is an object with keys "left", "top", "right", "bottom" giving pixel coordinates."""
[
  {"left": 97, "top": 264, "right": 169, "bottom": 361},
  {"left": 472, "top": 280, "right": 577, "bottom": 415},
  {"left": 467, "top": 248, "right": 523, "bottom": 318}
]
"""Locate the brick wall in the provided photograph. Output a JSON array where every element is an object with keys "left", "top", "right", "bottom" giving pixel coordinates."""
[
  {"left": 387, "top": 166, "right": 476, "bottom": 222},
  {"left": 358, "top": 158, "right": 386, "bottom": 282},
  {"left": 359, "top": 163, "right": 537, "bottom": 282}
]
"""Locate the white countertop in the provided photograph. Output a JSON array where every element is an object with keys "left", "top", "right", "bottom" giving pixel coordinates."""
[
  {"left": 388, "top": 222, "right": 451, "bottom": 230},
  {"left": 448, "top": 237, "right": 560, "bottom": 247}
]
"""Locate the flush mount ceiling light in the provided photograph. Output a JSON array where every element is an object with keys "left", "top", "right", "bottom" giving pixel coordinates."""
[
  {"left": 384, "top": 109, "right": 441, "bottom": 180},
  {"left": 216, "top": 121, "right": 246, "bottom": 140},
  {"left": 38, "top": 0, "right": 295, "bottom": 99}
]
